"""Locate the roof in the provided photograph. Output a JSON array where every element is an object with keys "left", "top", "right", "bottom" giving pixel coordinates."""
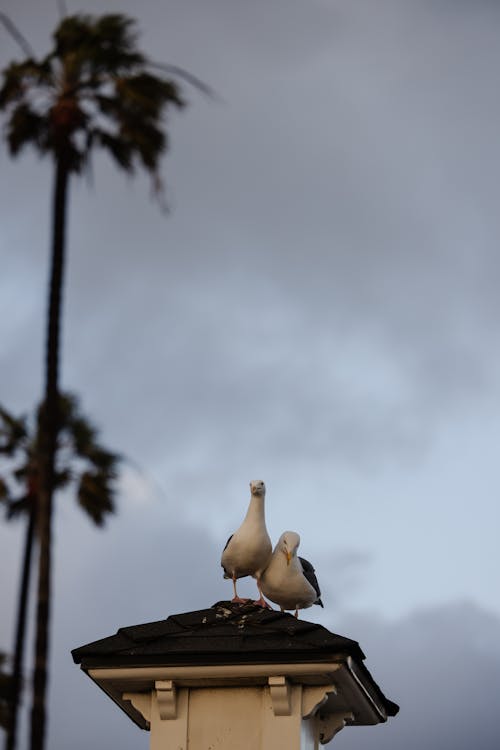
[
  {"left": 72, "top": 600, "right": 366, "bottom": 667},
  {"left": 72, "top": 601, "right": 399, "bottom": 726}
]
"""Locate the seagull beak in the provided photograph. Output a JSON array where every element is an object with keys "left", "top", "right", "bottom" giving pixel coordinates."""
[{"left": 286, "top": 550, "right": 291, "bottom": 565}]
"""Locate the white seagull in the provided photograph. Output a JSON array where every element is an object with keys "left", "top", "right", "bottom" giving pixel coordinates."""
[
  {"left": 260, "top": 531, "right": 323, "bottom": 617},
  {"left": 221, "top": 480, "right": 272, "bottom": 606}
]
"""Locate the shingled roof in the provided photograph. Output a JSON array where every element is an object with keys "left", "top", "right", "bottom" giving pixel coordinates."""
[{"left": 72, "top": 600, "right": 365, "bottom": 667}]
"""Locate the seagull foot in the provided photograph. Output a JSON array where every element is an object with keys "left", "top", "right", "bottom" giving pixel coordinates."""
[
  {"left": 253, "top": 597, "right": 272, "bottom": 609},
  {"left": 231, "top": 596, "right": 251, "bottom": 604}
]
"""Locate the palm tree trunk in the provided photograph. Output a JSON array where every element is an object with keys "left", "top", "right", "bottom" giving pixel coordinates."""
[
  {"left": 5, "top": 506, "right": 35, "bottom": 750},
  {"left": 30, "top": 153, "right": 69, "bottom": 750}
]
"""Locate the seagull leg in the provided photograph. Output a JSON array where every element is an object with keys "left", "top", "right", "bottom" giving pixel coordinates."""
[
  {"left": 294, "top": 608, "right": 299, "bottom": 618},
  {"left": 231, "top": 575, "right": 249, "bottom": 604},
  {"left": 253, "top": 579, "right": 272, "bottom": 609}
]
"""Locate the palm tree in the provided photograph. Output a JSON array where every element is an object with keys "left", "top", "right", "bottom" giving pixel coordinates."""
[
  {"left": 0, "top": 395, "right": 119, "bottom": 750},
  {"left": 0, "top": 14, "right": 187, "bottom": 750}
]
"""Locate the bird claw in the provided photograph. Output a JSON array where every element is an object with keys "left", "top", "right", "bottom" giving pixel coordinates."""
[
  {"left": 231, "top": 596, "right": 251, "bottom": 604},
  {"left": 253, "top": 597, "right": 272, "bottom": 609}
]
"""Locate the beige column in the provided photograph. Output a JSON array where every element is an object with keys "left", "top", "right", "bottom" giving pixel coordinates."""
[{"left": 123, "top": 672, "right": 351, "bottom": 749}]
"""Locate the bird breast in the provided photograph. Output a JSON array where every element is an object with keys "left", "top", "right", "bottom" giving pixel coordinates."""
[
  {"left": 221, "top": 522, "right": 272, "bottom": 578},
  {"left": 260, "top": 557, "right": 317, "bottom": 610}
]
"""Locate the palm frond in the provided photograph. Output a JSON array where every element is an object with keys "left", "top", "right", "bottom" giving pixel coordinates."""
[
  {"left": 5, "top": 102, "right": 48, "bottom": 155},
  {"left": 86, "top": 446, "right": 119, "bottom": 475},
  {"left": 66, "top": 416, "right": 97, "bottom": 456},
  {"left": 150, "top": 61, "right": 216, "bottom": 100},
  {"left": 13, "top": 464, "right": 29, "bottom": 483},
  {"left": 54, "top": 467, "right": 72, "bottom": 489},
  {"left": 0, "top": 405, "right": 28, "bottom": 455},
  {"left": 115, "top": 73, "right": 184, "bottom": 116},
  {"left": 0, "top": 477, "right": 11, "bottom": 502},
  {"left": 77, "top": 470, "right": 115, "bottom": 526},
  {"left": 4, "top": 495, "right": 31, "bottom": 520},
  {"left": 54, "top": 14, "right": 144, "bottom": 77},
  {"left": 91, "top": 127, "right": 134, "bottom": 172},
  {"left": 56, "top": 392, "right": 78, "bottom": 424},
  {"left": 2, "top": 393, "right": 120, "bottom": 525},
  {"left": 0, "top": 59, "right": 54, "bottom": 108},
  {"left": 121, "top": 119, "right": 166, "bottom": 170}
]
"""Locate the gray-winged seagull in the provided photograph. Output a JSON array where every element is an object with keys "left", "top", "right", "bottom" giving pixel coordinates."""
[
  {"left": 221, "top": 480, "right": 272, "bottom": 606},
  {"left": 260, "top": 531, "right": 323, "bottom": 617}
]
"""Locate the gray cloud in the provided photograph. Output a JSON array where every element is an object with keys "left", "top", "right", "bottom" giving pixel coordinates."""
[
  {"left": 2, "top": 2, "right": 500, "bottom": 745},
  {"left": 333, "top": 601, "right": 500, "bottom": 749},
  {"left": 3, "top": 0, "right": 500, "bottom": 447}
]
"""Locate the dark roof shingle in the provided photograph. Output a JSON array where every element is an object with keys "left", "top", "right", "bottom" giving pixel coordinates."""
[{"left": 72, "top": 600, "right": 365, "bottom": 666}]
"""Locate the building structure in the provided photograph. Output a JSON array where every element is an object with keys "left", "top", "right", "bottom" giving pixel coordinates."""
[{"left": 72, "top": 601, "right": 398, "bottom": 749}]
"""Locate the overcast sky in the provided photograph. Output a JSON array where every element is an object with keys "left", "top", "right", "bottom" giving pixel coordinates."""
[{"left": 1, "top": 1, "right": 500, "bottom": 748}]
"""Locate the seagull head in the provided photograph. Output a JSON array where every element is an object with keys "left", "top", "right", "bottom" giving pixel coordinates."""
[
  {"left": 278, "top": 531, "right": 300, "bottom": 566},
  {"left": 250, "top": 480, "right": 266, "bottom": 497}
]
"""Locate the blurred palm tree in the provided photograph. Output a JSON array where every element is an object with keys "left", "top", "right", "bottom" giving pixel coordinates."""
[
  {"left": 0, "top": 13, "right": 189, "bottom": 749},
  {"left": 0, "top": 395, "right": 119, "bottom": 750}
]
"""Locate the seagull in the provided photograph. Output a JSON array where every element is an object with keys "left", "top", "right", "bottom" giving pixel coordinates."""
[
  {"left": 221, "top": 480, "right": 272, "bottom": 606},
  {"left": 260, "top": 531, "right": 323, "bottom": 617}
]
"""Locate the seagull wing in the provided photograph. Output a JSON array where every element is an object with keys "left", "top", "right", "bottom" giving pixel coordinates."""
[
  {"left": 299, "top": 556, "right": 323, "bottom": 607},
  {"left": 221, "top": 534, "right": 234, "bottom": 578}
]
